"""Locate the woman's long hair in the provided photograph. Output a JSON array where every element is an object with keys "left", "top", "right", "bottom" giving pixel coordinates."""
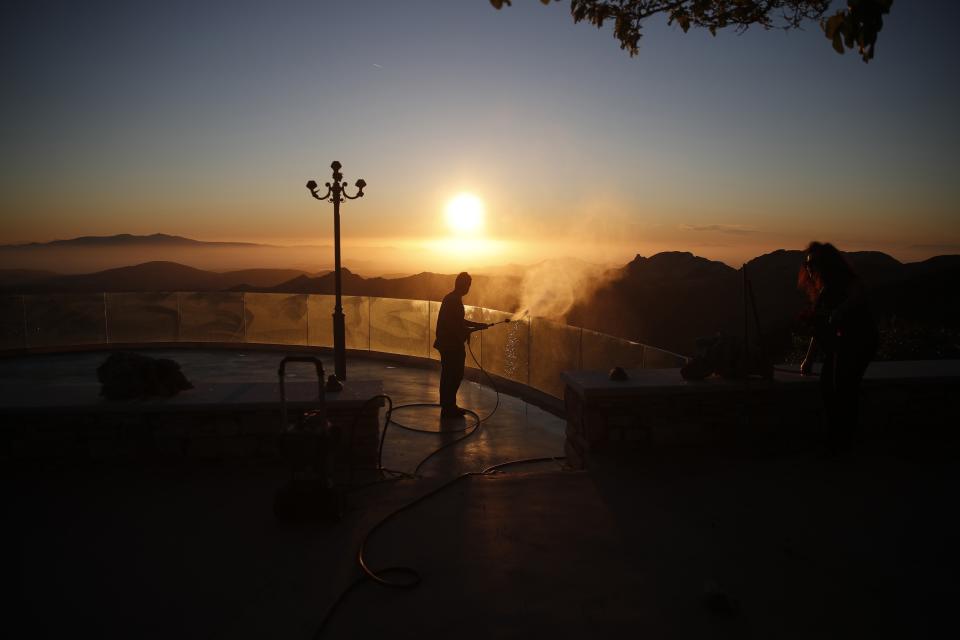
[{"left": 798, "top": 241, "right": 856, "bottom": 303}]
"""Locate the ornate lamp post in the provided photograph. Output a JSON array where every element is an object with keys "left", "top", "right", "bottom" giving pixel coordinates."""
[{"left": 306, "top": 161, "right": 366, "bottom": 381}]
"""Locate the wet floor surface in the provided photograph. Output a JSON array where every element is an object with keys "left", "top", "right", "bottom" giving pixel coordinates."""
[{"left": 4, "top": 350, "right": 957, "bottom": 638}]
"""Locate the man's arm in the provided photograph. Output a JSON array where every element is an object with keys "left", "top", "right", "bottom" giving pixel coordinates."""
[{"left": 464, "top": 319, "right": 488, "bottom": 331}]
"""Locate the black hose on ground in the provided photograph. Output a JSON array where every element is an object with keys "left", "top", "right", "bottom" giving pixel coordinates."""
[
  {"left": 313, "top": 341, "right": 566, "bottom": 637},
  {"left": 376, "top": 339, "right": 500, "bottom": 478},
  {"left": 314, "top": 455, "right": 568, "bottom": 638},
  {"left": 772, "top": 365, "right": 819, "bottom": 377}
]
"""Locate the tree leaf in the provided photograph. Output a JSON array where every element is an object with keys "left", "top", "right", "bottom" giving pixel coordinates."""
[
  {"left": 824, "top": 14, "right": 844, "bottom": 39},
  {"left": 832, "top": 32, "right": 844, "bottom": 54}
]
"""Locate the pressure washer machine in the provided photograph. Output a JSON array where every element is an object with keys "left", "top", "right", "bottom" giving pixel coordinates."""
[{"left": 272, "top": 356, "right": 343, "bottom": 523}]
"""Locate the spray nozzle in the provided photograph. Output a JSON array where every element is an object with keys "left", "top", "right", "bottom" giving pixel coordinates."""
[{"left": 511, "top": 309, "right": 530, "bottom": 322}]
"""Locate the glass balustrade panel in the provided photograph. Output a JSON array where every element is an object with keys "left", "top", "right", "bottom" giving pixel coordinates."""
[
  {"left": 464, "top": 305, "right": 483, "bottom": 369},
  {"left": 105, "top": 292, "right": 179, "bottom": 344},
  {"left": 370, "top": 297, "right": 430, "bottom": 357},
  {"left": 581, "top": 328, "right": 646, "bottom": 372},
  {"left": 244, "top": 293, "right": 308, "bottom": 345},
  {"left": 478, "top": 308, "right": 527, "bottom": 383},
  {"left": 529, "top": 317, "right": 581, "bottom": 397},
  {"left": 343, "top": 296, "right": 370, "bottom": 350},
  {"left": 0, "top": 296, "right": 26, "bottom": 350},
  {"left": 307, "top": 295, "right": 334, "bottom": 347},
  {"left": 24, "top": 294, "right": 106, "bottom": 348},
  {"left": 306, "top": 294, "right": 369, "bottom": 349},
  {"left": 643, "top": 345, "right": 687, "bottom": 368},
  {"left": 7, "top": 291, "right": 686, "bottom": 393},
  {"left": 178, "top": 292, "right": 245, "bottom": 342}
]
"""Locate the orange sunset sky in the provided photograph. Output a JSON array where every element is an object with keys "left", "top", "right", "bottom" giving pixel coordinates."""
[{"left": 2, "top": 1, "right": 958, "bottom": 271}]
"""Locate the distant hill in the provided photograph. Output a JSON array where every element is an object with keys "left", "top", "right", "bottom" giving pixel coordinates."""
[
  {"left": 567, "top": 252, "right": 741, "bottom": 354},
  {"left": 624, "top": 251, "right": 736, "bottom": 281},
  {"left": 569, "top": 250, "right": 960, "bottom": 358},
  {"left": 0, "top": 260, "right": 519, "bottom": 306},
  {"left": 245, "top": 268, "right": 523, "bottom": 311},
  {"left": 0, "top": 269, "right": 59, "bottom": 288},
  {"left": 0, "top": 233, "right": 426, "bottom": 275},
  {"left": 873, "top": 255, "right": 960, "bottom": 326},
  {"left": 0, "top": 233, "right": 267, "bottom": 249},
  {"left": 0, "top": 233, "right": 340, "bottom": 274},
  {"left": 0, "top": 262, "right": 312, "bottom": 293}
]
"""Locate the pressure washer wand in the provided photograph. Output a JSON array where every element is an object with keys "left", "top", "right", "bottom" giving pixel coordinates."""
[
  {"left": 472, "top": 310, "right": 528, "bottom": 332},
  {"left": 482, "top": 309, "right": 528, "bottom": 329},
  {"left": 507, "top": 309, "right": 530, "bottom": 323},
  {"left": 471, "top": 319, "right": 506, "bottom": 333}
]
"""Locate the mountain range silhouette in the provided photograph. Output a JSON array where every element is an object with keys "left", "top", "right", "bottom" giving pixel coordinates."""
[{"left": 1, "top": 243, "right": 957, "bottom": 361}]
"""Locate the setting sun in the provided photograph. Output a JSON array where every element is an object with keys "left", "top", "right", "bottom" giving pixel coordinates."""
[{"left": 445, "top": 193, "right": 484, "bottom": 234}]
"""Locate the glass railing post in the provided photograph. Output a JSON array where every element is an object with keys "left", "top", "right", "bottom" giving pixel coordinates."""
[
  {"left": 241, "top": 293, "right": 247, "bottom": 342},
  {"left": 103, "top": 293, "right": 109, "bottom": 344},
  {"left": 22, "top": 294, "right": 29, "bottom": 349},
  {"left": 527, "top": 316, "right": 531, "bottom": 387},
  {"left": 578, "top": 327, "right": 583, "bottom": 371}
]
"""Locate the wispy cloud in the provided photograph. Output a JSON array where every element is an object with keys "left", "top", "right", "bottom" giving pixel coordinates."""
[{"left": 680, "top": 224, "right": 759, "bottom": 235}]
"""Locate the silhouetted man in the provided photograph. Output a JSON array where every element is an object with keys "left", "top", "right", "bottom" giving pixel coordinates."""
[{"left": 434, "top": 272, "right": 487, "bottom": 418}]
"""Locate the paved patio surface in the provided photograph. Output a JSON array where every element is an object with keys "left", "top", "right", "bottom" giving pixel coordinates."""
[
  {"left": 0, "top": 349, "right": 566, "bottom": 476},
  {"left": 3, "top": 350, "right": 957, "bottom": 638}
]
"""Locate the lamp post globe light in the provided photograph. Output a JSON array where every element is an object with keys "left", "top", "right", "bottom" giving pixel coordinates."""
[{"left": 306, "top": 160, "right": 366, "bottom": 381}]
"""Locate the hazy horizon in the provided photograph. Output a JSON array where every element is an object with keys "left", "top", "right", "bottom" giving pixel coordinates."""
[
  {"left": 0, "top": 235, "right": 633, "bottom": 276},
  {"left": 2, "top": 229, "right": 957, "bottom": 279}
]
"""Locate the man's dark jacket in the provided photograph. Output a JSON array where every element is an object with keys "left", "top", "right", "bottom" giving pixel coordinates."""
[{"left": 434, "top": 291, "right": 468, "bottom": 351}]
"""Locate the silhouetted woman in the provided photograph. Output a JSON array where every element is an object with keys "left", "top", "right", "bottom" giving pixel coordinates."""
[{"left": 799, "top": 242, "right": 879, "bottom": 451}]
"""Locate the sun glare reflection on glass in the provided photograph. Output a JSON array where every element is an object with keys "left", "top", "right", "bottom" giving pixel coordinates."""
[{"left": 445, "top": 193, "right": 484, "bottom": 234}]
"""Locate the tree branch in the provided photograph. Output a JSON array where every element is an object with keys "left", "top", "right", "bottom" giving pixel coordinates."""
[{"left": 490, "top": 1, "right": 893, "bottom": 62}]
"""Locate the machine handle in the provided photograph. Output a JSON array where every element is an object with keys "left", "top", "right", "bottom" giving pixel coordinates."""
[
  {"left": 278, "top": 356, "right": 326, "bottom": 431},
  {"left": 277, "top": 356, "right": 323, "bottom": 428},
  {"left": 278, "top": 356, "right": 325, "bottom": 399}
]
